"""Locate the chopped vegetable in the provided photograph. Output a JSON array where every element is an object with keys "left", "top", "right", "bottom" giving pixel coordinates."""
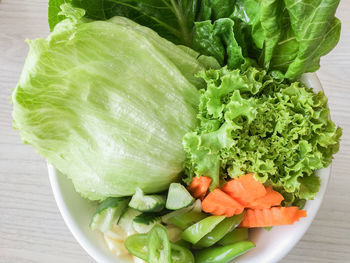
[
  {"left": 133, "top": 213, "right": 162, "bottom": 234},
  {"left": 118, "top": 208, "right": 142, "bottom": 236},
  {"left": 167, "top": 211, "right": 207, "bottom": 230},
  {"left": 181, "top": 216, "right": 226, "bottom": 244},
  {"left": 217, "top": 228, "right": 249, "bottom": 246},
  {"left": 124, "top": 233, "right": 148, "bottom": 261},
  {"left": 196, "top": 212, "right": 245, "bottom": 248},
  {"left": 129, "top": 188, "right": 166, "bottom": 212},
  {"left": 194, "top": 241, "right": 255, "bottom": 263},
  {"left": 166, "top": 183, "right": 194, "bottom": 210},
  {"left": 239, "top": 207, "right": 307, "bottom": 228},
  {"left": 171, "top": 243, "right": 195, "bottom": 263},
  {"left": 147, "top": 224, "right": 172, "bottom": 263},
  {"left": 187, "top": 176, "right": 211, "bottom": 200},
  {"left": 202, "top": 189, "right": 244, "bottom": 217},
  {"left": 222, "top": 174, "right": 267, "bottom": 205},
  {"left": 162, "top": 199, "right": 202, "bottom": 225},
  {"left": 248, "top": 186, "right": 284, "bottom": 209},
  {"left": 89, "top": 197, "right": 129, "bottom": 232}
]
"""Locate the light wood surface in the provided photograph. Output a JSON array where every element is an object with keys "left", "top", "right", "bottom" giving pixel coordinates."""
[{"left": 0, "top": 1, "right": 349, "bottom": 262}]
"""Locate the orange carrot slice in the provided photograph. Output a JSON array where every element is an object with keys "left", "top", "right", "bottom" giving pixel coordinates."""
[
  {"left": 202, "top": 189, "right": 244, "bottom": 217},
  {"left": 239, "top": 207, "right": 307, "bottom": 228},
  {"left": 187, "top": 176, "right": 212, "bottom": 200},
  {"left": 222, "top": 173, "right": 266, "bottom": 205},
  {"left": 248, "top": 186, "right": 284, "bottom": 209}
]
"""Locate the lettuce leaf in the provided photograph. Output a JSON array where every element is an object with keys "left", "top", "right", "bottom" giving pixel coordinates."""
[
  {"left": 49, "top": 0, "right": 341, "bottom": 80},
  {"left": 12, "top": 7, "right": 212, "bottom": 200},
  {"left": 183, "top": 67, "right": 342, "bottom": 199},
  {"left": 48, "top": 0, "right": 200, "bottom": 46}
]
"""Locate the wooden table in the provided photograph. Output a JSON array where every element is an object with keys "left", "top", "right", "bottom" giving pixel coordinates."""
[{"left": 1, "top": 1, "right": 349, "bottom": 262}]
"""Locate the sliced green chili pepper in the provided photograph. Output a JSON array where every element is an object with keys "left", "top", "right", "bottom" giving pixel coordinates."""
[
  {"left": 217, "top": 228, "right": 249, "bottom": 246},
  {"left": 124, "top": 233, "right": 148, "bottom": 261},
  {"left": 196, "top": 212, "right": 245, "bottom": 248},
  {"left": 181, "top": 216, "right": 226, "bottom": 244},
  {"left": 168, "top": 211, "right": 207, "bottom": 230},
  {"left": 175, "top": 239, "right": 192, "bottom": 249},
  {"left": 171, "top": 243, "right": 195, "bottom": 263},
  {"left": 195, "top": 241, "right": 255, "bottom": 263},
  {"left": 147, "top": 224, "right": 171, "bottom": 263}
]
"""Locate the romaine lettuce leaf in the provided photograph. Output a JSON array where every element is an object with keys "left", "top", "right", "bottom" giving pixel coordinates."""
[
  {"left": 12, "top": 7, "right": 210, "bottom": 200},
  {"left": 183, "top": 67, "right": 342, "bottom": 199},
  {"left": 50, "top": 0, "right": 341, "bottom": 80}
]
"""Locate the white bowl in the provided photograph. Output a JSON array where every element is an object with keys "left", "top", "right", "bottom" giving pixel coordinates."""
[{"left": 48, "top": 73, "right": 331, "bottom": 263}]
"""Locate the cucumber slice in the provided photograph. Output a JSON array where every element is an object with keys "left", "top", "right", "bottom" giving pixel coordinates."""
[
  {"left": 129, "top": 187, "right": 166, "bottom": 212},
  {"left": 89, "top": 197, "right": 129, "bottom": 232},
  {"left": 133, "top": 213, "right": 162, "bottom": 234},
  {"left": 118, "top": 208, "right": 142, "bottom": 235},
  {"left": 166, "top": 183, "right": 194, "bottom": 210}
]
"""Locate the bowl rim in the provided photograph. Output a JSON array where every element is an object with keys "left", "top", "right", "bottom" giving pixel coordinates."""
[{"left": 47, "top": 72, "right": 332, "bottom": 263}]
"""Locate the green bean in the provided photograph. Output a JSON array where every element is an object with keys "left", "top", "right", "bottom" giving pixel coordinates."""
[
  {"left": 168, "top": 211, "right": 207, "bottom": 230},
  {"left": 217, "top": 228, "right": 248, "bottom": 246},
  {"left": 181, "top": 216, "right": 226, "bottom": 244},
  {"left": 195, "top": 241, "right": 255, "bottom": 263},
  {"left": 196, "top": 213, "right": 245, "bottom": 247}
]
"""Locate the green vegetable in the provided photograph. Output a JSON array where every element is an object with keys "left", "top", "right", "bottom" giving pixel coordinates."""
[
  {"left": 183, "top": 67, "right": 342, "bottom": 199},
  {"left": 147, "top": 224, "right": 172, "bottom": 263},
  {"left": 51, "top": 0, "right": 342, "bottom": 79},
  {"left": 124, "top": 233, "right": 148, "bottom": 261},
  {"left": 133, "top": 213, "right": 162, "bottom": 225},
  {"left": 48, "top": 0, "right": 199, "bottom": 46},
  {"left": 171, "top": 243, "right": 195, "bottom": 263},
  {"left": 166, "top": 183, "right": 194, "bottom": 210},
  {"left": 129, "top": 187, "right": 166, "bottom": 212},
  {"left": 196, "top": 212, "right": 244, "bottom": 247},
  {"left": 89, "top": 197, "right": 129, "bottom": 232},
  {"left": 181, "top": 216, "right": 225, "bottom": 244},
  {"left": 217, "top": 228, "right": 249, "bottom": 246},
  {"left": 118, "top": 208, "right": 141, "bottom": 235},
  {"left": 162, "top": 199, "right": 201, "bottom": 222},
  {"left": 133, "top": 213, "right": 162, "bottom": 234},
  {"left": 174, "top": 239, "right": 192, "bottom": 250},
  {"left": 12, "top": 6, "right": 211, "bottom": 200},
  {"left": 168, "top": 211, "right": 207, "bottom": 230},
  {"left": 125, "top": 231, "right": 194, "bottom": 262},
  {"left": 195, "top": 241, "right": 255, "bottom": 263}
]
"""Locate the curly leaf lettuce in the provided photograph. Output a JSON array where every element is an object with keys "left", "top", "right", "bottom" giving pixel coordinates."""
[
  {"left": 183, "top": 67, "right": 341, "bottom": 200},
  {"left": 12, "top": 7, "right": 212, "bottom": 200}
]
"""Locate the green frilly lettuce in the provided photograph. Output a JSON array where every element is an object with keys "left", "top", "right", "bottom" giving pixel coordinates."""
[
  {"left": 12, "top": 5, "right": 217, "bottom": 200},
  {"left": 183, "top": 67, "right": 342, "bottom": 200}
]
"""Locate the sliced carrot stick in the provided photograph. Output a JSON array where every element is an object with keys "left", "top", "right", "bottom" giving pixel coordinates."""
[
  {"left": 239, "top": 207, "right": 307, "bottom": 228},
  {"left": 202, "top": 189, "right": 244, "bottom": 217},
  {"left": 222, "top": 173, "right": 266, "bottom": 205},
  {"left": 248, "top": 186, "right": 284, "bottom": 209},
  {"left": 187, "top": 176, "right": 212, "bottom": 200}
]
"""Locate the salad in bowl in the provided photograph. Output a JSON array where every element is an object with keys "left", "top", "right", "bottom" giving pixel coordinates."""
[{"left": 12, "top": 0, "right": 342, "bottom": 262}]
